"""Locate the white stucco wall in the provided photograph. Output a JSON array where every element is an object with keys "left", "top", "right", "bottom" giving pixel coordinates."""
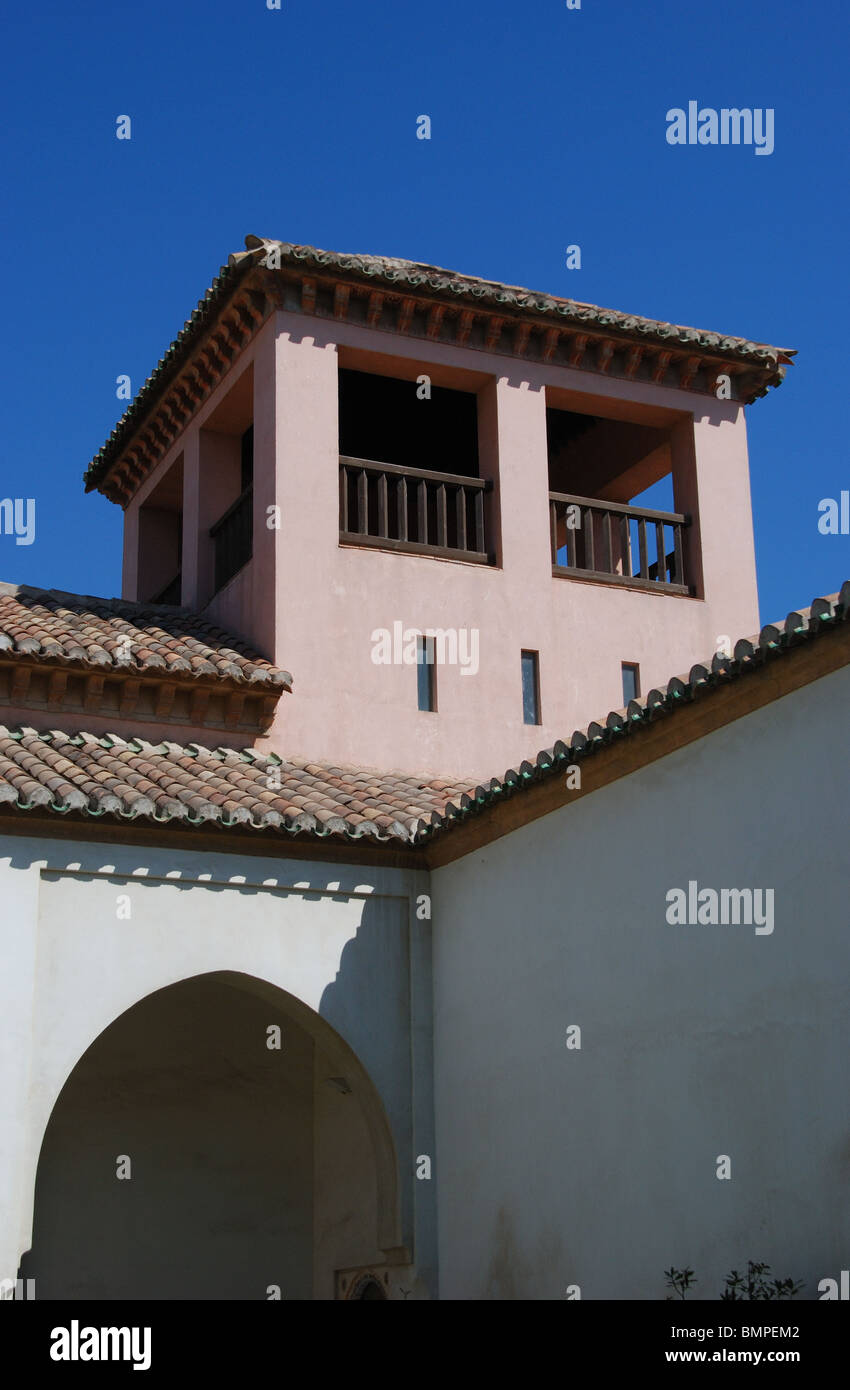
[
  {"left": 4, "top": 665, "right": 845, "bottom": 1300},
  {"left": 432, "top": 665, "right": 850, "bottom": 1299},
  {"left": 0, "top": 841, "right": 436, "bottom": 1297}
]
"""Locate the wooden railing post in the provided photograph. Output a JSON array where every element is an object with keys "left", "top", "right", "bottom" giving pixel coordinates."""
[
  {"left": 474, "top": 488, "right": 485, "bottom": 553},
  {"left": 566, "top": 505, "right": 577, "bottom": 568},
  {"left": 397, "top": 475, "right": 408, "bottom": 542},
  {"left": 655, "top": 521, "right": 666, "bottom": 581},
  {"left": 638, "top": 517, "right": 649, "bottom": 578},
  {"left": 436, "top": 483, "right": 447, "bottom": 548},
  {"left": 673, "top": 521, "right": 685, "bottom": 587},
  {"left": 340, "top": 463, "right": 349, "bottom": 533},
  {"left": 457, "top": 486, "right": 468, "bottom": 552},
  {"left": 377, "top": 472, "right": 388, "bottom": 538}
]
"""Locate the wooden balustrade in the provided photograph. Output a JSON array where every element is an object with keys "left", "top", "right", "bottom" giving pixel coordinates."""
[
  {"left": 210, "top": 487, "right": 253, "bottom": 593},
  {"left": 339, "top": 457, "right": 492, "bottom": 563},
  {"left": 549, "top": 491, "right": 691, "bottom": 594}
]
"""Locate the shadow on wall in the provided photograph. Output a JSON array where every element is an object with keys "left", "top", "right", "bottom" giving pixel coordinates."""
[
  {"left": 21, "top": 976, "right": 315, "bottom": 1300},
  {"left": 17, "top": 872, "right": 412, "bottom": 1300}
]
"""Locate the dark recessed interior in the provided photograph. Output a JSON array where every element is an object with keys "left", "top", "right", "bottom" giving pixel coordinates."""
[
  {"left": 339, "top": 368, "right": 479, "bottom": 477},
  {"left": 546, "top": 407, "right": 669, "bottom": 501}
]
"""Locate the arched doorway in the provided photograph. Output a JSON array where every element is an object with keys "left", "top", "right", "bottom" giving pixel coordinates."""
[
  {"left": 350, "top": 1274, "right": 387, "bottom": 1300},
  {"left": 24, "top": 973, "right": 399, "bottom": 1299}
]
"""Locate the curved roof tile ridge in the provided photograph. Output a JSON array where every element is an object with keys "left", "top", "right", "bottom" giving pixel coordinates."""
[
  {"left": 422, "top": 584, "right": 849, "bottom": 838},
  {"left": 242, "top": 236, "right": 795, "bottom": 364},
  {"left": 0, "top": 728, "right": 471, "bottom": 844}
]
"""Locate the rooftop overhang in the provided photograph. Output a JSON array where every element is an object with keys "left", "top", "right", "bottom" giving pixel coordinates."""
[
  {"left": 85, "top": 236, "right": 797, "bottom": 508},
  {"left": 0, "top": 654, "right": 284, "bottom": 734},
  {"left": 0, "top": 583, "right": 292, "bottom": 732}
]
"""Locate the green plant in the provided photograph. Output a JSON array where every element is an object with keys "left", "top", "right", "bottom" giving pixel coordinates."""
[
  {"left": 665, "top": 1261, "right": 803, "bottom": 1301},
  {"left": 720, "top": 1262, "right": 803, "bottom": 1301},
  {"left": 665, "top": 1267, "right": 697, "bottom": 1300}
]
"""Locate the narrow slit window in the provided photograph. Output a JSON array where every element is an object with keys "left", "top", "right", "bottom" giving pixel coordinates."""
[
  {"left": 521, "top": 650, "right": 541, "bottom": 726},
  {"left": 417, "top": 635, "right": 436, "bottom": 712},
  {"left": 622, "top": 662, "right": 640, "bottom": 705}
]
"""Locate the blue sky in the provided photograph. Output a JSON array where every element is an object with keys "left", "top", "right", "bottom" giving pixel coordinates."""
[{"left": 0, "top": 0, "right": 847, "bottom": 624}]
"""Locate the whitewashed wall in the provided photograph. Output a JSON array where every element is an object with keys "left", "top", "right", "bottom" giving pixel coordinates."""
[
  {"left": 0, "top": 839, "right": 436, "bottom": 1298},
  {"left": 3, "top": 665, "right": 846, "bottom": 1301},
  {"left": 432, "top": 666, "right": 850, "bottom": 1300}
]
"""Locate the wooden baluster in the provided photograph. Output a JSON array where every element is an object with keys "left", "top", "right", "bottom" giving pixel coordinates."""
[
  {"left": 673, "top": 522, "right": 684, "bottom": 586},
  {"left": 457, "top": 486, "right": 468, "bottom": 553},
  {"left": 474, "top": 487, "right": 485, "bottom": 553},
  {"left": 620, "top": 515, "right": 631, "bottom": 577},
  {"left": 437, "top": 483, "right": 447, "bottom": 547},
  {"left": 418, "top": 479, "right": 428, "bottom": 544},
  {"left": 566, "top": 504, "right": 577, "bottom": 568},
  {"left": 340, "top": 464, "right": 349, "bottom": 533},
  {"left": 377, "top": 471, "right": 388, "bottom": 538},
  {"left": 655, "top": 521, "right": 666, "bottom": 581},
  {"left": 603, "top": 510, "right": 613, "bottom": 574},
  {"left": 585, "top": 506, "right": 595, "bottom": 571},
  {"left": 638, "top": 517, "right": 648, "bottom": 578},
  {"left": 550, "top": 499, "right": 558, "bottom": 564},
  {"left": 398, "top": 476, "right": 408, "bottom": 541},
  {"left": 357, "top": 469, "right": 368, "bottom": 535}
]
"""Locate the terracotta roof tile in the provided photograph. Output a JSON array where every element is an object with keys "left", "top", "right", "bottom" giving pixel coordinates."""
[
  {"left": 85, "top": 236, "right": 795, "bottom": 496},
  {"left": 0, "top": 582, "right": 845, "bottom": 847},
  {"left": 0, "top": 733, "right": 469, "bottom": 843},
  {"left": 0, "top": 583, "right": 291, "bottom": 689}
]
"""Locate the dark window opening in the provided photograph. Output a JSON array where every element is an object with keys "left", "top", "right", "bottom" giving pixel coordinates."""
[
  {"left": 521, "top": 650, "right": 541, "bottom": 726},
  {"left": 339, "top": 368, "right": 479, "bottom": 478},
  {"left": 622, "top": 662, "right": 640, "bottom": 705},
  {"left": 417, "top": 635, "right": 437, "bottom": 712},
  {"left": 338, "top": 370, "right": 493, "bottom": 559}
]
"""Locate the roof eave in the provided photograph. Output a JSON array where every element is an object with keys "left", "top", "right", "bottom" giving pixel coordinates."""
[{"left": 85, "top": 237, "right": 796, "bottom": 504}]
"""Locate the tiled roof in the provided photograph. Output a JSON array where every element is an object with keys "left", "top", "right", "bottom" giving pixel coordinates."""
[
  {"left": 84, "top": 236, "right": 795, "bottom": 496},
  {"left": 0, "top": 584, "right": 291, "bottom": 689},
  {"left": 0, "top": 730, "right": 467, "bottom": 841},
  {"left": 238, "top": 238, "right": 795, "bottom": 367},
  {"left": 0, "top": 583, "right": 845, "bottom": 847},
  {"left": 419, "top": 582, "right": 850, "bottom": 842}
]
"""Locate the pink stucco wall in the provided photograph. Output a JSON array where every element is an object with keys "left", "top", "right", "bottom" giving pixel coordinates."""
[{"left": 123, "top": 309, "right": 761, "bottom": 781}]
